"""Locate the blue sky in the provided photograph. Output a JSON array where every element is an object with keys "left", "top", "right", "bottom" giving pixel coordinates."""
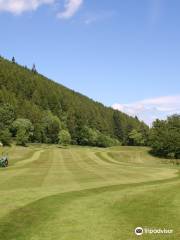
[{"left": 0, "top": 0, "right": 180, "bottom": 124}]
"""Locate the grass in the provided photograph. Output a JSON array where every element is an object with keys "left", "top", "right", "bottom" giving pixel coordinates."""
[{"left": 0, "top": 145, "right": 180, "bottom": 239}]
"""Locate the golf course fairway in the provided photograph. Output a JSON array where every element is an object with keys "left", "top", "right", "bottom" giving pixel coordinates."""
[{"left": 0, "top": 145, "right": 179, "bottom": 240}]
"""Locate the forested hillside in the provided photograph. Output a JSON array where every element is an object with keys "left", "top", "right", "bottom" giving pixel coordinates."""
[{"left": 0, "top": 56, "right": 148, "bottom": 146}]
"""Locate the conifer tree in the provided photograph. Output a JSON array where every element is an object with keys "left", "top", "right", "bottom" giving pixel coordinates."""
[
  {"left": 12, "top": 56, "right": 15, "bottom": 64},
  {"left": 32, "top": 64, "right": 37, "bottom": 73}
]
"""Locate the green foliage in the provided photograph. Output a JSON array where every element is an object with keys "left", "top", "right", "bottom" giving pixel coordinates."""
[
  {"left": 11, "top": 118, "right": 33, "bottom": 136},
  {"left": 138, "top": 123, "right": 149, "bottom": 146},
  {"left": 78, "top": 126, "right": 120, "bottom": 148},
  {"left": 11, "top": 118, "right": 34, "bottom": 146},
  {"left": 11, "top": 118, "right": 33, "bottom": 131},
  {"left": 32, "top": 123, "right": 45, "bottom": 143},
  {"left": 41, "top": 112, "right": 61, "bottom": 143},
  {"left": 58, "top": 130, "right": 71, "bottom": 145},
  {"left": 0, "top": 104, "right": 15, "bottom": 130},
  {"left": 78, "top": 126, "right": 98, "bottom": 146},
  {"left": 113, "top": 111, "right": 124, "bottom": 141},
  {"left": 128, "top": 129, "right": 145, "bottom": 146},
  {"left": 149, "top": 114, "right": 180, "bottom": 159},
  {"left": 16, "top": 128, "right": 29, "bottom": 146},
  {"left": 0, "top": 128, "right": 11, "bottom": 146},
  {"left": 0, "top": 56, "right": 148, "bottom": 147},
  {"left": 97, "top": 133, "right": 120, "bottom": 148}
]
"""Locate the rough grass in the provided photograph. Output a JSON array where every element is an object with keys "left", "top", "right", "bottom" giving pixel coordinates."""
[{"left": 0, "top": 145, "right": 179, "bottom": 239}]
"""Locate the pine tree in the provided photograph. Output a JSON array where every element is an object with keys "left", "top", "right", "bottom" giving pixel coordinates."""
[
  {"left": 32, "top": 64, "right": 37, "bottom": 73},
  {"left": 12, "top": 56, "right": 15, "bottom": 64},
  {"left": 113, "top": 111, "right": 124, "bottom": 141}
]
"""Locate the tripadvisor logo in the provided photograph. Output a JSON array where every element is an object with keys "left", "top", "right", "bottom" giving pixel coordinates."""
[
  {"left": 135, "top": 227, "right": 143, "bottom": 236},
  {"left": 135, "top": 226, "right": 173, "bottom": 236}
]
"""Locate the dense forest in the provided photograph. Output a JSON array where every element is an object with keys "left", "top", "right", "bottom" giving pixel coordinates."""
[{"left": 0, "top": 56, "right": 150, "bottom": 147}]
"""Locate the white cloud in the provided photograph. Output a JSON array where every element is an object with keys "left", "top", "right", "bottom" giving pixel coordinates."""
[
  {"left": 57, "top": 0, "right": 83, "bottom": 19},
  {"left": 0, "top": 0, "right": 54, "bottom": 14},
  {"left": 0, "top": 0, "right": 83, "bottom": 19},
  {"left": 112, "top": 96, "right": 180, "bottom": 125}
]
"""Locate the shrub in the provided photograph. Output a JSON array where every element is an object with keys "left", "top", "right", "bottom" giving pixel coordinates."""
[
  {"left": 0, "top": 129, "right": 11, "bottom": 146},
  {"left": 58, "top": 130, "right": 71, "bottom": 145},
  {"left": 16, "top": 128, "right": 29, "bottom": 146}
]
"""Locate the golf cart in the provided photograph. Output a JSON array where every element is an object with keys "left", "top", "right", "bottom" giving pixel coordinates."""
[{"left": 0, "top": 142, "right": 8, "bottom": 168}]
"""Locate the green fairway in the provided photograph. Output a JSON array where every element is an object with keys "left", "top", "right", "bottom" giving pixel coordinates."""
[{"left": 0, "top": 145, "right": 179, "bottom": 240}]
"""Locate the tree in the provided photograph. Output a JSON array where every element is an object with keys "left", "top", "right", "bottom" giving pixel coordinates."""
[
  {"left": 124, "top": 123, "right": 134, "bottom": 145},
  {"left": 11, "top": 118, "right": 34, "bottom": 145},
  {"left": 16, "top": 128, "right": 29, "bottom": 146},
  {"left": 78, "top": 126, "right": 99, "bottom": 146},
  {"left": 11, "top": 118, "right": 33, "bottom": 135},
  {"left": 113, "top": 111, "right": 124, "bottom": 141},
  {"left": 12, "top": 56, "right": 15, "bottom": 64},
  {"left": 32, "top": 123, "right": 45, "bottom": 143},
  {"left": 128, "top": 129, "right": 145, "bottom": 146},
  {"left": 0, "top": 104, "right": 15, "bottom": 130},
  {"left": 58, "top": 130, "right": 71, "bottom": 145},
  {"left": 150, "top": 120, "right": 170, "bottom": 156},
  {"left": 77, "top": 126, "right": 120, "bottom": 147},
  {"left": 138, "top": 123, "right": 149, "bottom": 146},
  {"left": 41, "top": 112, "right": 61, "bottom": 143},
  {"left": 32, "top": 64, "right": 37, "bottom": 73},
  {"left": 149, "top": 115, "right": 180, "bottom": 159},
  {"left": 87, "top": 127, "right": 99, "bottom": 146},
  {"left": 97, "top": 133, "right": 120, "bottom": 148},
  {"left": 0, "top": 129, "right": 11, "bottom": 146}
]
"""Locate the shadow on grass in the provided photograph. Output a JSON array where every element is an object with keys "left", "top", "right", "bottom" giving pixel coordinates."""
[{"left": 148, "top": 149, "right": 180, "bottom": 166}]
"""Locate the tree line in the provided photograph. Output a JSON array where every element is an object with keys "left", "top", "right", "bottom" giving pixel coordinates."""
[
  {"left": 0, "top": 104, "right": 121, "bottom": 147},
  {"left": 0, "top": 56, "right": 179, "bottom": 159},
  {"left": 0, "top": 56, "right": 149, "bottom": 148}
]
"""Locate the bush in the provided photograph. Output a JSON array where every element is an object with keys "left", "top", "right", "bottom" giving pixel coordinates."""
[
  {"left": 128, "top": 129, "right": 145, "bottom": 146},
  {"left": 0, "top": 129, "right": 11, "bottom": 146},
  {"left": 41, "top": 112, "right": 61, "bottom": 143},
  {"left": 78, "top": 126, "right": 120, "bottom": 148},
  {"left": 16, "top": 128, "right": 29, "bottom": 146},
  {"left": 58, "top": 130, "right": 71, "bottom": 145},
  {"left": 97, "top": 133, "right": 120, "bottom": 148},
  {"left": 11, "top": 118, "right": 34, "bottom": 146},
  {"left": 78, "top": 126, "right": 98, "bottom": 146}
]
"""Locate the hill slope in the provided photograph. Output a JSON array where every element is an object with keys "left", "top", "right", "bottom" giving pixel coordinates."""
[{"left": 0, "top": 56, "right": 148, "bottom": 145}]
